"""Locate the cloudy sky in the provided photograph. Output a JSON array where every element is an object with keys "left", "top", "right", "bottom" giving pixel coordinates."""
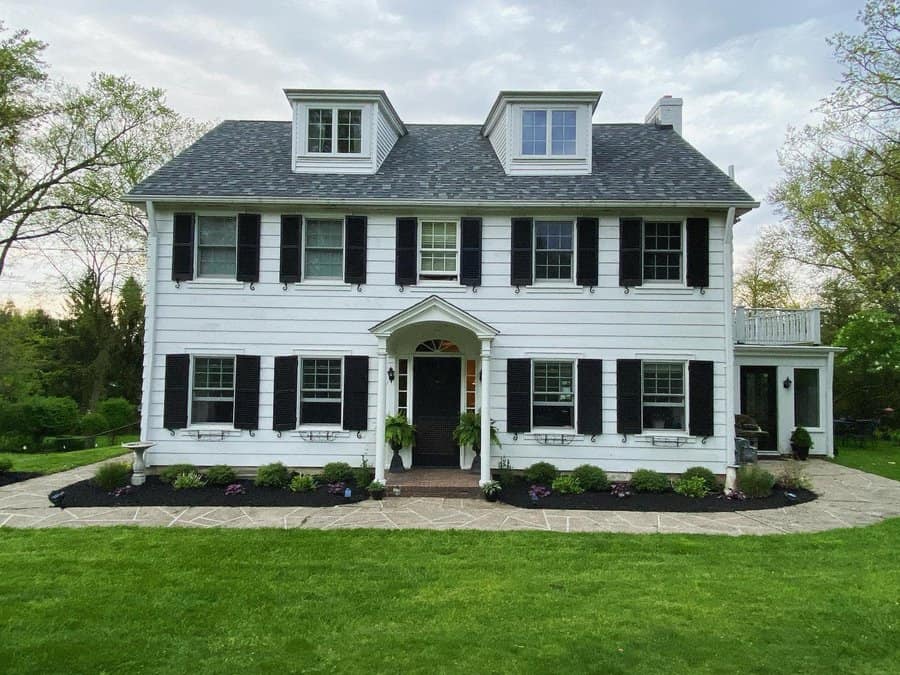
[{"left": 1, "top": 0, "right": 862, "bottom": 309}]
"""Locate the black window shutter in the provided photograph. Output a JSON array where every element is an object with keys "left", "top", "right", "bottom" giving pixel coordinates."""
[
  {"left": 689, "top": 360, "right": 714, "bottom": 437},
  {"left": 577, "top": 359, "right": 603, "bottom": 435},
  {"left": 506, "top": 358, "right": 532, "bottom": 433},
  {"left": 163, "top": 354, "right": 190, "bottom": 429},
  {"left": 576, "top": 217, "right": 599, "bottom": 287},
  {"left": 344, "top": 215, "right": 367, "bottom": 285},
  {"left": 342, "top": 355, "right": 369, "bottom": 431},
  {"left": 236, "top": 213, "right": 261, "bottom": 283},
  {"left": 460, "top": 217, "right": 482, "bottom": 287},
  {"left": 273, "top": 356, "right": 298, "bottom": 431},
  {"left": 619, "top": 218, "right": 643, "bottom": 287},
  {"left": 279, "top": 215, "right": 302, "bottom": 284},
  {"left": 172, "top": 213, "right": 195, "bottom": 281},
  {"left": 686, "top": 218, "right": 710, "bottom": 288},
  {"left": 234, "top": 355, "right": 260, "bottom": 430},
  {"left": 510, "top": 217, "right": 533, "bottom": 286},
  {"left": 395, "top": 217, "right": 417, "bottom": 286},
  {"left": 616, "top": 359, "right": 642, "bottom": 434}
]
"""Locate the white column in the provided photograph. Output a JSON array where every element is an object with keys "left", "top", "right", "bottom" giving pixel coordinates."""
[
  {"left": 479, "top": 339, "right": 492, "bottom": 486},
  {"left": 374, "top": 337, "right": 388, "bottom": 484}
]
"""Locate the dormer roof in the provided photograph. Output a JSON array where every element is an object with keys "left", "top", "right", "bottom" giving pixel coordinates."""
[
  {"left": 481, "top": 90, "right": 602, "bottom": 136},
  {"left": 283, "top": 88, "right": 407, "bottom": 137}
]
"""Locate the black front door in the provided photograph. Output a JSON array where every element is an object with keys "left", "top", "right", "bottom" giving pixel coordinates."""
[
  {"left": 740, "top": 366, "right": 778, "bottom": 452},
  {"left": 413, "top": 357, "right": 461, "bottom": 467}
]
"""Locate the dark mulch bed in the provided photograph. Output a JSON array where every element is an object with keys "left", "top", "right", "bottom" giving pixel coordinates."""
[
  {"left": 49, "top": 476, "right": 369, "bottom": 508},
  {"left": 498, "top": 482, "right": 817, "bottom": 512},
  {"left": 0, "top": 472, "right": 42, "bottom": 487}
]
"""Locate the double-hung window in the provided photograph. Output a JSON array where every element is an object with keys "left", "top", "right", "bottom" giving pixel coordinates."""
[
  {"left": 535, "top": 220, "right": 574, "bottom": 282},
  {"left": 794, "top": 368, "right": 820, "bottom": 427},
  {"left": 191, "top": 357, "right": 235, "bottom": 424},
  {"left": 642, "top": 362, "right": 685, "bottom": 431},
  {"left": 643, "top": 221, "right": 682, "bottom": 282},
  {"left": 307, "top": 108, "right": 362, "bottom": 154},
  {"left": 521, "top": 109, "right": 577, "bottom": 156},
  {"left": 304, "top": 218, "right": 344, "bottom": 280},
  {"left": 533, "top": 360, "right": 574, "bottom": 428},
  {"left": 419, "top": 220, "right": 458, "bottom": 281},
  {"left": 301, "top": 358, "right": 342, "bottom": 424},
  {"left": 197, "top": 215, "right": 237, "bottom": 278}
]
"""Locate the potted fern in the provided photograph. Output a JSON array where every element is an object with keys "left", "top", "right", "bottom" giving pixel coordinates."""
[
  {"left": 384, "top": 413, "right": 415, "bottom": 473},
  {"left": 790, "top": 426, "right": 813, "bottom": 461},
  {"left": 452, "top": 412, "right": 501, "bottom": 473}
]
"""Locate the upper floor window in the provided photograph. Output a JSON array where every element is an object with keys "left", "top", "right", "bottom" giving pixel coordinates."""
[
  {"left": 197, "top": 215, "right": 236, "bottom": 278},
  {"left": 522, "top": 109, "right": 577, "bottom": 156},
  {"left": 535, "top": 220, "right": 574, "bottom": 282},
  {"left": 308, "top": 108, "right": 362, "bottom": 154},
  {"left": 533, "top": 360, "right": 574, "bottom": 428},
  {"left": 304, "top": 218, "right": 344, "bottom": 280},
  {"left": 642, "top": 362, "right": 685, "bottom": 430},
  {"left": 419, "top": 220, "right": 458, "bottom": 282},
  {"left": 192, "top": 356, "right": 235, "bottom": 424},
  {"left": 643, "top": 221, "right": 682, "bottom": 282}
]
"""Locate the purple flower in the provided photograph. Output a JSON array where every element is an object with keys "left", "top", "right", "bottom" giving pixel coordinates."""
[
  {"left": 224, "top": 483, "right": 246, "bottom": 496},
  {"left": 610, "top": 482, "right": 631, "bottom": 499},
  {"left": 328, "top": 481, "right": 346, "bottom": 495},
  {"left": 111, "top": 486, "right": 133, "bottom": 498},
  {"left": 528, "top": 484, "right": 551, "bottom": 501}
]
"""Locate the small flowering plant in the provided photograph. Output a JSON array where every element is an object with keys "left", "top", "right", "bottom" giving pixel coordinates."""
[
  {"left": 327, "top": 481, "right": 347, "bottom": 495},
  {"left": 528, "top": 484, "right": 551, "bottom": 502},
  {"left": 224, "top": 483, "right": 246, "bottom": 496},
  {"left": 722, "top": 488, "right": 747, "bottom": 501},
  {"left": 610, "top": 482, "right": 631, "bottom": 499},
  {"left": 110, "top": 485, "right": 133, "bottom": 498}
]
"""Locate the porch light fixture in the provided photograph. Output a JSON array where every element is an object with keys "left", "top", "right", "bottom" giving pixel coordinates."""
[
  {"left": 387, "top": 367, "right": 395, "bottom": 382},
  {"left": 783, "top": 377, "right": 792, "bottom": 389}
]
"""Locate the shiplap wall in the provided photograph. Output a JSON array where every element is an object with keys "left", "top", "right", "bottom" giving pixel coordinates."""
[{"left": 144, "top": 205, "right": 731, "bottom": 475}]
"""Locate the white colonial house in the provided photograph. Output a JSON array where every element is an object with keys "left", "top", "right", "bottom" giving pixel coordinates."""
[{"left": 124, "top": 88, "right": 839, "bottom": 486}]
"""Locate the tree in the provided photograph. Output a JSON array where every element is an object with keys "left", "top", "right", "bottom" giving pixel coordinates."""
[
  {"left": 0, "top": 22, "right": 47, "bottom": 152},
  {"left": 734, "top": 234, "right": 799, "bottom": 308},
  {"left": 833, "top": 309, "right": 900, "bottom": 418},
  {"left": 109, "top": 276, "right": 145, "bottom": 404}
]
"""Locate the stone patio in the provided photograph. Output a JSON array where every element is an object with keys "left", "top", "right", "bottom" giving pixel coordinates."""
[{"left": 2, "top": 458, "right": 899, "bottom": 534}]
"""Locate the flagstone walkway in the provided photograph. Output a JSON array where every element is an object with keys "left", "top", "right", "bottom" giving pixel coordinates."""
[{"left": 2, "top": 458, "right": 899, "bottom": 535}]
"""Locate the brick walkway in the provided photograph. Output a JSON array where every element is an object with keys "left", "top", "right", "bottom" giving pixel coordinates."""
[{"left": 2, "top": 458, "right": 899, "bottom": 534}]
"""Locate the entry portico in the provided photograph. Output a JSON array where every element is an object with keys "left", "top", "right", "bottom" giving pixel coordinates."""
[{"left": 369, "top": 296, "right": 499, "bottom": 485}]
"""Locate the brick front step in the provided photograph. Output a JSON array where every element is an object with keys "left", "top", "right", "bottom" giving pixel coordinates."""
[
  {"left": 386, "top": 485, "right": 482, "bottom": 499},
  {"left": 383, "top": 468, "right": 482, "bottom": 499}
]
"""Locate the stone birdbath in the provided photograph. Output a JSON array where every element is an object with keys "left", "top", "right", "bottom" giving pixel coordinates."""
[{"left": 122, "top": 441, "right": 155, "bottom": 486}]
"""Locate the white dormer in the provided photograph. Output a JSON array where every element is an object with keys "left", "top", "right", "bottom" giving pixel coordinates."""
[
  {"left": 481, "top": 90, "right": 601, "bottom": 176},
  {"left": 284, "top": 89, "right": 407, "bottom": 174}
]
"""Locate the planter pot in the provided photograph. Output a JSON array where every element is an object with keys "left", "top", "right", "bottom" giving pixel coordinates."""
[
  {"left": 389, "top": 442, "right": 405, "bottom": 473},
  {"left": 469, "top": 447, "right": 481, "bottom": 474},
  {"left": 791, "top": 443, "right": 810, "bottom": 461},
  {"left": 369, "top": 490, "right": 385, "bottom": 501}
]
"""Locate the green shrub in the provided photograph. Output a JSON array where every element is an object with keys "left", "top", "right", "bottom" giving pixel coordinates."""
[
  {"left": 681, "top": 466, "right": 718, "bottom": 492},
  {"left": 173, "top": 471, "right": 207, "bottom": 489},
  {"left": 159, "top": 464, "right": 198, "bottom": 484},
  {"left": 524, "top": 462, "right": 558, "bottom": 485},
  {"left": 775, "top": 460, "right": 812, "bottom": 490},
  {"left": 737, "top": 465, "right": 776, "bottom": 498},
  {"left": 673, "top": 475, "right": 710, "bottom": 498},
  {"left": 40, "top": 436, "right": 96, "bottom": 452},
  {"left": 321, "top": 462, "right": 354, "bottom": 483},
  {"left": 572, "top": 464, "right": 610, "bottom": 491},
  {"left": 255, "top": 462, "right": 291, "bottom": 488},
  {"left": 1, "top": 396, "right": 80, "bottom": 438},
  {"left": 551, "top": 475, "right": 584, "bottom": 494},
  {"left": 495, "top": 456, "right": 518, "bottom": 489},
  {"left": 79, "top": 412, "right": 109, "bottom": 436},
  {"left": 352, "top": 466, "right": 373, "bottom": 489},
  {"left": 0, "top": 457, "right": 12, "bottom": 473},
  {"left": 205, "top": 465, "right": 237, "bottom": 486},
  {"left": 289, "top": 474, "right": 317, "bottom": 493},
  {"left": 97, "top": 398, "right": 137, "bottom": 441},
  {"left": 93, "top": 462, "right": 131, "bottom": 491},
  {"left": 0, "top": 433, "right": 35, "bottom": 453},
  {"left": 630, "top": 469, "right": 670, "bottom": 493}
]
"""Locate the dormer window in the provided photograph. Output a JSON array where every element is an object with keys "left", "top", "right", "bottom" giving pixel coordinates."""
[
  {"left": 521, "top": 109, "right": 577, "bottom": 156},
  {"left": 307, "top": 108, "right": 362, "bottom": 154}
]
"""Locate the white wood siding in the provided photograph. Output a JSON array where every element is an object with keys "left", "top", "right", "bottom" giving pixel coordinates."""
[
  {"left": 145, "top": 207, "right": 731, "bottom": 475},
  {"left": 488, "top": 105, "right": 508, "bottom": 171},
  {"left": 376, "top": 105, "right": 399, "bottom": 169}
]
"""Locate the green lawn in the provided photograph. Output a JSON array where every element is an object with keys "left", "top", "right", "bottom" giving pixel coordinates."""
[
  {"left": 0, "top": 434, "right": 136, "bottom": 475},
  {"left": 832, "top": 437, "right": 900, "bottom": 481},
  {"left": 1, "top": 523, "right": 899, "bottom": 674}
]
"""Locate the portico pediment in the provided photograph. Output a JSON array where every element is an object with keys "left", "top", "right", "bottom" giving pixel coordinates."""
[{"left": 369, "top": 295, "right": 499, "bottom": 341}]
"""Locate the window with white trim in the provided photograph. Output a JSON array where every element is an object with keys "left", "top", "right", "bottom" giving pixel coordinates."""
[
  {"left": 419, "top": 220, "right": 459, "bottom": 281},
  {"left": 533, "top": 360, "right": 574, "bottom": 428},
  {"left": 521, "top": 109, "right": 577, "bottom": 156},
  {"left": 535, "top": 220, "right": 574, "bottom": 281},
  {"left": 643, "top": 221, "right": 682, "bottom": 282},
  {"left": 301, "top": 358, "right": 342, "bottom": 424},
  {"left": 794, "top": 368, "right": 820, "bottom": 427},
  {"left": 397, "top": 359, "right": 409, "bottom": 418},
  {"left": 196, "top": 215, "right": 237, "bottom": 278},
  {"left": 466, "top": 359, "right": 477, "bottom": 414},
  {"left": 308, "top": 108, "right": 362, "bottom": 154},
  {"left": 304, "top": 218, "right": 344, "bottom": 280},
  {"left": 642, "top": 362, "right": 685, "bottom": 430},
  {"left": 191, "top": 357, "right": 235, "bottom": 424}
]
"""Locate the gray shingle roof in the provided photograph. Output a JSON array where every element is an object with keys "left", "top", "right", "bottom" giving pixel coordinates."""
[{"left": 127, "top": 121, "right": 756, "bottom": 205}]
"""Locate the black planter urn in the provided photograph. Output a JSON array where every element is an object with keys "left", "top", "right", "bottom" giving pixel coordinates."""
[
  {"left": 469, "top": 445, "right": 481, "bottom": 474},
  {"left": 389, "top": 441, "right": 405, "bottom": 473},
  {"left": 791, "top": 443, "right": 810, "bottom": 461}
]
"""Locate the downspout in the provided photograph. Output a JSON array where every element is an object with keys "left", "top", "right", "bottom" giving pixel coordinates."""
[
  {"left": 139, "top": 200, "right": 158, "bottom": 445},
  {"left": 723, "top": 206, "right": 737, "bottom": 469}
]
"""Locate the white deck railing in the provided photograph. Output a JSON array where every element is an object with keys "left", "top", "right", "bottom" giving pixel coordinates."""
[{"left": 733, "top": 307, "right": 822, "bottom": 345}]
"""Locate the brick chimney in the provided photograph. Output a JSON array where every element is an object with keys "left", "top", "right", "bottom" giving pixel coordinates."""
[{"left": 645, "top": 95, "right": 682, "bottom": 135}]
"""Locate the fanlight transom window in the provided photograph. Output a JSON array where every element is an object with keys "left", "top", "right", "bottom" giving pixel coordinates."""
[{"left": 415, "top": 340, "right": 460, "bottom": 353}]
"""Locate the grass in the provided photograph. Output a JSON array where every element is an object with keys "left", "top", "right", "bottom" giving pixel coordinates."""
[
  {"left": 0, "top": 434, "right": 137, "bottom": 475},
  {"left": 1, "top": 523, "right": 899, "bottom": 673},
  {"left": 832, "top": 437, "right": 900, "bottom": 481}
]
